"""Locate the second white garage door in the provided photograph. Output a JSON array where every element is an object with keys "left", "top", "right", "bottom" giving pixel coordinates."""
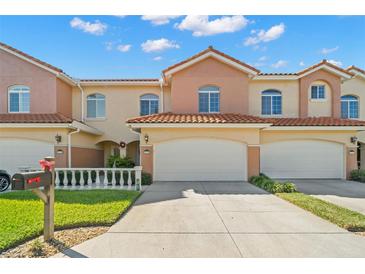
[
  {"left": 154, "top": 138, "right": 247, "bottom": 181},
  {"left": 260, "top": 140, "right": 344, "bottom": 179},
  {"left": 0, "top": 138, "right": 54, "bottom": 176}
]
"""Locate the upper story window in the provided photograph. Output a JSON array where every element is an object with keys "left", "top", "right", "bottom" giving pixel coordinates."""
[
  {"left": 198, "top": 86, "right": 220, "bottom": 113},
  {"left": 140, "top": 94, "right": 159, "bottom": 116},
  {"left": 87, "top": 93, "right": 105, "bottom": 119},
  {"left": 261, "top": 90, "right": 282, "bottom": 115},
  {"left": 8, "top": 85, "right": 30, "bottom": 113},
  {"left": 311, "top": 85, "right": 325, "bottom": 99},
  {"left": 341, "top": 95, "right": 359, "bottom": 119}
]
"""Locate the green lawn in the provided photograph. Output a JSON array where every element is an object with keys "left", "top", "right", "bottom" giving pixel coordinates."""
[
  {"left": 277, "top": 192, "right": 365, "bottom": 232},
  {"left": 0, "top": 189, "right": 139, "bottom": 252}
]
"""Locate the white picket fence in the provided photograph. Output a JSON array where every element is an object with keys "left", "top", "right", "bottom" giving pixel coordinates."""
[{"left": 54, "top": 166, "right": 142, "bottom": 191}]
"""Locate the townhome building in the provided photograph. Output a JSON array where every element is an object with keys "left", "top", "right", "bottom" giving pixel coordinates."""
[{"left": 1, "top": 42, "right": 365, "bottom": 181}]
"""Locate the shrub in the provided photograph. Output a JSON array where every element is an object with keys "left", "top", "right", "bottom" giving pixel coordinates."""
[
  {"left": 107, "top": 155, "right": 135, "bottom": 168},
  {"left": 282, "top": 182, "right": 297, "bottom": 193},
  {"left": 91, "top": 170, "right": 97, "bottom": 182},
  {"left": 141, "top": 172, "right": 152, "bottom": 185},
  {"left": 58, "top": 171, "right": 65, "bottom": 185},
  {"left": 75, "top": 171, "right": 81, "bottom": 184},
  {"left": 350, "top": 169, "right": 361, "bottom": 181},
  {"left": 249, "top": 174, "right": 297, "bottom": 194}
]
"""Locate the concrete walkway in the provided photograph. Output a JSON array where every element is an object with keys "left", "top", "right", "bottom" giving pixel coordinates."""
[
  {"left": 293, "top": 179, "right": 365, "bottom": 215},
  {"left": 54, "top": 182, "right": 365, "bottom": 258}
]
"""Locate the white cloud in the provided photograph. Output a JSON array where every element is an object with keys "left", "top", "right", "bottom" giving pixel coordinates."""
[
  {"left": 258, "top": 56, "right": 268, "bottom": 62},
  {"left": 117, "top": 44, "right": 131, "bottom": 52},
  {"left": 70, "top": 17, "right": 107, "bottom": 35},
  {"left": 142, "top": 15, "right": 180, "bottom": 25},
  {"left": 328, "top": 59, "right": 343, "bottom": 67},
  {"left": 153, "top": 56, "right": 163, "bottom": 61},
  {"left": 299, "top": 61, "right": 305, "bottom": 66},
  {"left": 244, "top": 23, "right": 285, "bottom": 46},
  {"left": 141, "top": 38, "right": 180, "bottom": 53},
  {"left": 271, "top": 60, "right": 288, "bottom": 69},
  {"left": 175, "top": 15, "right": 249, "bottom": 37},
  {"left": 320, "top": 46, "right": 339, "bottom": 55}
]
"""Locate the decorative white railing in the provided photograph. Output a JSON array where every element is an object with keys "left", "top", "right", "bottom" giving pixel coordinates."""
[{"left": 54, "top": 166, "right": 142, "bottom": 191}]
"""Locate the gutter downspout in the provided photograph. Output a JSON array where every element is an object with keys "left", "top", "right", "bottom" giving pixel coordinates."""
[
  {"left": 76, "top": 81, "right": 85, "bottom": 122},
  {"left": 159, "top": 77, "right": 164, "bottom": 112},
  {"left": 67, "top": 128, "right": 80, "bottom": 168}
]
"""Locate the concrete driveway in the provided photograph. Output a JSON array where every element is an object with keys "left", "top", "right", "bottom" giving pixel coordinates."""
[
  {"left": 293, "top": 179, "right": 365, "bottom": 215},
  {"left": 54, "top": 181, "right": 365, "bottom": 258}
]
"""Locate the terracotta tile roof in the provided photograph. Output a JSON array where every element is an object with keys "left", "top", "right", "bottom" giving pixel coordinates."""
[
  {"left": 80, "top": 78, "right": 159, "bottom": 82},
  {"left": 297, "top": 59, "right": 354, "bottom": 77},
  {"left": 0, "top": 41, "right": 63, "bottom": 73},
  {"left": 162, "top": 46, "right": 260, "bottom": 75},
  {"left": 127, "top": 113, "right": 268, "bottom": 124},
  {"left": 347, "top": 65, "right": 365, "bottom": 75},
  {"left": 258, "top": 73, "right": 298, "bottom": 76},
  {"left": 0, "top": 113, "right": 73, "bottom": 123},
  {"left": 266, "top": 117, "right": 365, "bottom": 127},
  {"left": 127, "top": 113, "right": 365, "bottom": 127}
]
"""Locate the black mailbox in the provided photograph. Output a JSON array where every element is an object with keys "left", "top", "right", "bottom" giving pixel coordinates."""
[{"left": 12, "top": 171, "right": 52, "bottom": 190}]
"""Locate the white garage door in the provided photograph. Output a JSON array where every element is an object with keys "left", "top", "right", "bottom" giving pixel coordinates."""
[
  {"left": 0, "top": 139, "right": 54, "bottom": 176},
  {"left": 261, "top": 140, "right": 344, "bottom": 179},
  {"left": 154, "top": 138, "right": 247, "bottom": 181}
]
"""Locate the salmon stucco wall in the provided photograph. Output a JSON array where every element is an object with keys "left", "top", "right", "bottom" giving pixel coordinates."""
[
  {"left": 0, "top": 49, "right": 58, "bottom": 114},
  {"left": 140, "top": 145, "right": 153, "bottom": 176},
  {"left": 56, "top": 78, "right": 73, "bottom": 117},
  {"left": 299, "top": 69, "right": 341, "bottom": 118},
  {"left": 247, "top": 146, "right": 260, "bottom": 178},
  {"left": 346, "top": 147, "right": 358, "bottom": 179},
  {"left": 170, "top": 57, "right": 250, "bottom": 114}
]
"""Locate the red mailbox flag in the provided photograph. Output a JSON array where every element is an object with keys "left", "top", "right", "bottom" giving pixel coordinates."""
[{"left": 39, "top": 159, "right": 55, "bottom": 171}]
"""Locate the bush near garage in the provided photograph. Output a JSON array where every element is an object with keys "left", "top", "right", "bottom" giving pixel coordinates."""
[
  {"left": 350, "top": 169, "right": 365, "bottom": 182},
  {"left": 249, "top": 174, "right": 297, "bottom": 193}
]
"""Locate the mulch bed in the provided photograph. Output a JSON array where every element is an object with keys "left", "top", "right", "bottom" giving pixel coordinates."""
[{"left": 0, "top": 226, "right": 109, "bottom": 258}]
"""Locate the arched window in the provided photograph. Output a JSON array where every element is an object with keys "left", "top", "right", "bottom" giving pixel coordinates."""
[
  {"left": 87, "top": 93, "right": 105, "bottom": 118},
  {"left": 8, "top": 85, "right": 30, "bottom": 113},
  {"left": 198, "top": 86, "right": 220, "bottom": 113},
  {"left": 261, "top": 90, "right": 282, "bottom": 115},
  {"left": 140, "top": 94, "right": 159, "bottom": 116},
  {"left": 341, "top": 95, "right": 359, "bottom": 119}
]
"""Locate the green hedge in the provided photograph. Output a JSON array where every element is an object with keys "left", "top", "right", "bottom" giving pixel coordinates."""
[
  {"left": 350, "top": 169, "right": 365, "bottom": 182},
  {"left": 249, "top": 174, "right": 297, "bottom": 193}
]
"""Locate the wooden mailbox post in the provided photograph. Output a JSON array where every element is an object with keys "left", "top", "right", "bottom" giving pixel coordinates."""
[{"left": 11, "top": 156, "right": 55, "bottom": 241}]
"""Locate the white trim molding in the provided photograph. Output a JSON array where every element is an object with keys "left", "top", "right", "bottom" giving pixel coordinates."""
[
  {"left": 127, "top": 123, "right": 272, "bottom": 129},
  {"left": 263, "top": 126, "right": 365, "bottom": 131}
]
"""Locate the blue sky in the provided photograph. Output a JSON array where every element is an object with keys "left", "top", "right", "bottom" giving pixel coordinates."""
[{"left": 0, "top": 16, "right": 364, "bottom": 79}]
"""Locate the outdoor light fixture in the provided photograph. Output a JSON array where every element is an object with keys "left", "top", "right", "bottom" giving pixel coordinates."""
[
  {"left": 55, "top": 134, "right": 62, "bottom": 144},
  {"left": 144, "top": 134, "right": 149, "bottom": 143},
  {"left": 349, "top": 149, "right": 355, "bottom": 155},
  {"left": 144, "top": 149, "right": 151, "bottom": 155},
  {"left": 351, "top": 136, "right": 358, "bottom": 144},
  {"left": 119, "top": 141, "right": 126, "bottom": 148}
]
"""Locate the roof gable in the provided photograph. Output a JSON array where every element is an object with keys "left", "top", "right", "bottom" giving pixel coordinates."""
[
  {"left": 0, "top": 41, "right": 76, "bottom": 86},
  {"left": 297, "top": 60, "right": 353, "bottom": 79},
  {"left": 163, "top": 46, "right": 260, "bottom": 77},
  {"left": 347, "top": 66, "right": 365, "bottom": 79}
]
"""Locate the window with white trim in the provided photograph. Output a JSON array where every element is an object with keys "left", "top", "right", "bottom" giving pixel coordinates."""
[
  {"left": 140, "top": 94, "right": 159, "bottom": 116},
  {"left": 8, "top": 85, "right": 30, "bottom": 113},
  {"left": 261, "top": 90, "right": 282, "bottom": 115},
  {"left": 341, "top": 95, "right": 359, "bottom": 119},
  {"left": 311, "top": 85, "right": 325, "bottom": 99},
  {"left": 87, "top": 93, "right": 105, "bottom": 118},
  {"left": 198, "top": 86, "right": 220, "bottom": 113}
]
